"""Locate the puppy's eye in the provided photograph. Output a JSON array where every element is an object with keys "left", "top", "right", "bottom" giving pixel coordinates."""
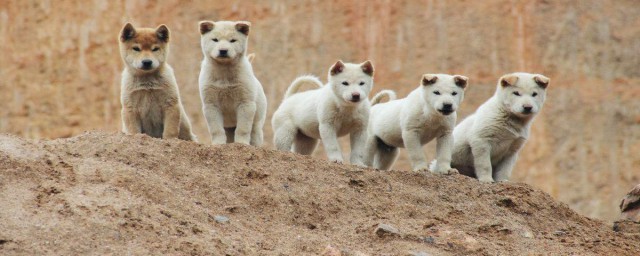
[
  {"left": 132, "top": 47, "right": 141, "bottom": 52},
  {"left": 532, "top": 92, "right": 538, "bottom": 97},
  {"left": 452, "top": 92, "right": 458, "bottom": 96},
  {"left": 152, "top": 47, "right": 160, "bottom": 52},
  {"left": 212, "top": 38, "right": 219, "bottom": 42},
  {"left": 433, "top": 91, "right": 441, "bottom": 95},
  {"left": 230, "top": 39, "right": 237, "bottom": 43},
  {"left": 513, "top": 91, "right": 521, "bottom": 96},
  {"left": 342, "top": 81, "right": 349, "bottom": 86},
  {"left": 359, "top": 82, "right": 365, "bottom": 86}
]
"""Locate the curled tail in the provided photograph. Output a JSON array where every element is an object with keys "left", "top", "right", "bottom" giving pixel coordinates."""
[
  {"left": 247, "top": 53, "right": 256, "bottom": 63},
  {"left": 370, "top": 90, "right": 397, "bottom": 105},
  {"left": 285, "top": 75, "right": 323, "bottom": 98}
]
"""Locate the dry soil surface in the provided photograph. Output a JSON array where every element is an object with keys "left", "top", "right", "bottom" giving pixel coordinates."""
[{"left": 0, "top": 132, "right": 639, "bottom": 255}]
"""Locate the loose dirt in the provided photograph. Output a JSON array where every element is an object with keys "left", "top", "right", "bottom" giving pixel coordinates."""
[{"left": 1, "top": 132, "right": 638, "bottom": 255}]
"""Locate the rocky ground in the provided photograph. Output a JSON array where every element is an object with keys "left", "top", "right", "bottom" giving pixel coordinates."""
[{"left": 0, "top": 131, "right": 639, "bottom": 255}]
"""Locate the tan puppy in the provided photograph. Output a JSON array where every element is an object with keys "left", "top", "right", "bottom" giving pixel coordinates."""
[{"left": 119, "top": 23, "right": 196, "bottom": 141}]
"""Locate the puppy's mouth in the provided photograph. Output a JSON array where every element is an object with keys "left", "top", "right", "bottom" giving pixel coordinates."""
[
  {"left": 438, "top": 109, "right": 454, "bottom": 115},
  {"left": 350, "top": 98, "right": 361, "bottom": 103}
]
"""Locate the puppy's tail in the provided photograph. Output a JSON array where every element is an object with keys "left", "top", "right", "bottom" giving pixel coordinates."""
[
  {"left": 247, "top": 53, "right": 256, "bottom": 63},
  {"left": 370, "top": 90, "right": 397, "bottom": 105},
  {"left": 285, "top": 75, "right": 323, "bottom": 98}
]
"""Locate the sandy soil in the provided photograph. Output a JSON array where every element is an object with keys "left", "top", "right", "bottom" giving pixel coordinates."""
[{"left": 0, "top": 131, "right": 638, "bottom": 255}]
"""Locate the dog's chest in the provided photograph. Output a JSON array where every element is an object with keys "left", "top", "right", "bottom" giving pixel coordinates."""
[{"left": 334, "top": 109, "right": 363, "bottom": 136}]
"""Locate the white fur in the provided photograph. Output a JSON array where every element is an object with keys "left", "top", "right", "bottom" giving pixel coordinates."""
[
  {"left": 271, "top": 61, "right": 375, "bottom": 165},
  {"left": 442, "top": 72, "right": 550, "bottom": 182},
  {"left": 198, "top": 21, "right": 267, "bottom": 146},
  {"left": 364, "top": 74, "right": 468, "bottom": 173}
]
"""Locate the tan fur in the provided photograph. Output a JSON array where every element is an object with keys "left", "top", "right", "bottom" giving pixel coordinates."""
[{"left": 119, "top": 23, "right": 196, "bottom": 141}]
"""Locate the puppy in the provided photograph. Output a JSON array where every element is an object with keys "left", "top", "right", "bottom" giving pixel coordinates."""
[
  {"left": 198, "top": 21, "right": 267, "bottom": 146},
  {"left": 364, "top": 74, "right": 468, "bottom": 173},
  {"left": 447, "top": 73, "right": 550, "bottom": 182},
  {"left": 272, "top": 60, "right": 375, "bottom": 165},
  {"left": 119, "top": 23, "right": 196, "bottom": 141}
]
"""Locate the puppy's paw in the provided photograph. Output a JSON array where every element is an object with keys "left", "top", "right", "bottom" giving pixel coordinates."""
[
  {"left": 478, "top": 177, "right": 495, "bottom": 183},
  {"left": 432, "top": 168, "right": 459, "bottom": 175},
  {"left": 328, "top": 156, "right": 344, "bottom": 164},
  {"left": 412, "top": 164, "right": 430, "bottom": 173}
]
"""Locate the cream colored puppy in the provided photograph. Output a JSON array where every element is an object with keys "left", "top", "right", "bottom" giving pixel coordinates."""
[
  {"left": 119, "top": 23, "right": 196, "bottom": 141},
  {"left": 445, "top": 73, "right": 550, "bottom": 182},
  {"left": 198, "top": 21, "right": 267, "bottom": 146},
  {"left": 364, "top": 74, "right": 468, "bottom": 173},
  {"left": 272, "top": 60, "right": 375, "bottom": 165}
]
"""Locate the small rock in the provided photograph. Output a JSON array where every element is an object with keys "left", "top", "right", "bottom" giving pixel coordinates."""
[
  {"left": 214, "top": 215, "right": 229, "bottom": 223},
  {"left": 374, "top": 223, "right": 401, "bottom": 238},
  {"left": 554, "top": 230, "right": 567, "bottom": 236},
  {"left": 321, "top": 244, "right": 342, "bottom": 256},
  {"left": 522, "top": 230, "right": 535, "bottom": 239}
]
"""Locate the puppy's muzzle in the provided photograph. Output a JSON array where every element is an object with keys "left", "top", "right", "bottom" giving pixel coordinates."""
[
  {"left": 438, "top": 103, "right": 454, "bottom": 115},
  {"left": 141, "top": 59, "right": 153, "bottom": 70},
  {"left": 350, "top": 93, "right": 361, "bottom": 103},
  {"left": 522, "top": 105, "right": 533, "bottom": 114}
]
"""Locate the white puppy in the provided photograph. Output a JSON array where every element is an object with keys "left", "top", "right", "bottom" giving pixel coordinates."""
[
  {"left": 364, "top": 74, "right": 468, "bottom": 173},
  {"left": 198, "top": 21, "right": 267, "bottom": 146},
  {"left": 445, "top": 72, "right": 550, "bottom": 182},
  {"left": 272, "top": 60, "right": 375, "bottom": 165}
]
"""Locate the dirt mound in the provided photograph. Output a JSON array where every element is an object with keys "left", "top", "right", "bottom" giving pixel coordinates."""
[{"left": 0, "top": 132, "right": 638, "bottom": 255}]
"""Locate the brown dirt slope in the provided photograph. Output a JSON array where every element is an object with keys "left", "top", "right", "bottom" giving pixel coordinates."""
[{"left": 0, "top": 132, "right": 638, "bottom": 255}]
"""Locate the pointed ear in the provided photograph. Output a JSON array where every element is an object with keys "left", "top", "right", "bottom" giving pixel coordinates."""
[
  {"left": 120, "top": 23, "right": 136, "bottom": 42},
  {"left": 330, "top": 60, "right": 345, "bottom": 76},
  {"left": 156, "top": 24, "right": 170, "bottom": 43},
  {"left": 199, "top": 21, "right": 215, "bottom": 35},
  {"left": 533, "top": 75, "right": 550, "bottom": 89},
  {"left": 421, "top": 74, "right": 438, "bottom": 86},
  {"left": 235, "top": 21, "right": 251, "bottom": 36},
  {"left": 500, "top": 74, "right": 519, "bottom": 87},
  {"left": 454, "top": 75, "right": 468, "bottom": 89},
  {"left": 360, "top": 60, "right": 374, "bottom": 76}
]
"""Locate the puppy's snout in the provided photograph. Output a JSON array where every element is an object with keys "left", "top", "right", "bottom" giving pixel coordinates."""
[
  {"left": 523, "top": 105, "right": 533, "bottom": 113},
  {"left": 442, "top": 103, "right": 453, "bottom": 111},
  {"left": 141, "top": 60, "right": 153, "bottom": 70},
  {"left": 219, "top": 49, "right": 229, "bottom": 57},
  {"left": 351, "top": 93, "right": 361, "bottom": 102}
]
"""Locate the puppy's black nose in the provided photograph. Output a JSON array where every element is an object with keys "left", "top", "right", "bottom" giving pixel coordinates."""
[
  {"left": 351, "top": 93, "right": 361, "bottom": 102},
  {"left": 442, "top": 103, "right": 453, "bottom": 111},
  {"left": 219, "top": 49, "right": 228, "bottom": 56},
  {"left": 523, "top": 106, "right": 533, "bottom": 113},
  {"left": 141, "top": 60, "right": 153, "bottom": 69}
]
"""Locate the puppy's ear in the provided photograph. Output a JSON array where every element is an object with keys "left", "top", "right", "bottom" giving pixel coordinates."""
[
  {"left": 421, "top": 74, "right": 438, "bottom": 86},
  {"left": 533, "top": 75, "right": 550, "bottom": 89},
  {"left": 454, "top": 75, "right": 468, "bottom": 89},
  {"left": 156, "top": 24, "right": 170, "bottom": 43},
  {"left": 236, "top": 21, "right": 251, "bottom": 36},
  {"left": 120, "top": 23, "right": 136, "bottom": 42},
  {"left": 500, "top": 74, "right": 518, "bottom": 87},
  {"left": 330, "top": 60, "right": 345, "bottom": 76},
  {"left": 199, "top": 21, "right": 215, "bottom": 35},
  {"left": 360, "top": 60, "right": 374, "bottom": 76}
]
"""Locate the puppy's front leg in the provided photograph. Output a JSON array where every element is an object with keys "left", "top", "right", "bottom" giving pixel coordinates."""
[
  {"left": 470, "top": 139, "right": 493, "bottom": 182},
  {"left": 235, "top": 102, "right": 257, "bottom": 145},
  {"left": 402, "top": 130, "right": 428, "bottom": 172},
  {"left": 319, "top": 122, "right": 344, "bottom": 163},
  {"left": 362, "top": 134, "right": 377, "bottom": 167},
  {"left": 162, "top": 102, "right": 181, "bottom": 139},
  {"left": 494, "top": 138, "right": 525, "bottom": 182},
  {"left": 349, "top": 128, "right": 367, "bottom": 167},
  {"left": 432, "top": 132, "right": 458, "bottom": 175},
  {"left": 203, "top": 104, "right": 226, "bottom": 144},
  {"left": 122, "top": 107, "right": 142, "bottom": 134}
]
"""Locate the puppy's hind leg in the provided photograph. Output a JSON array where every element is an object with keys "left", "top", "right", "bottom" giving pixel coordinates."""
[
  {"left": 373, "top": 137, "right": 398, "bottom": 170},
  {"left": 293, "top": 132, "right": 318, "bottom": 155},
  {"left": 273, "top": 122, "right": 296, "bottom": 152}
]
